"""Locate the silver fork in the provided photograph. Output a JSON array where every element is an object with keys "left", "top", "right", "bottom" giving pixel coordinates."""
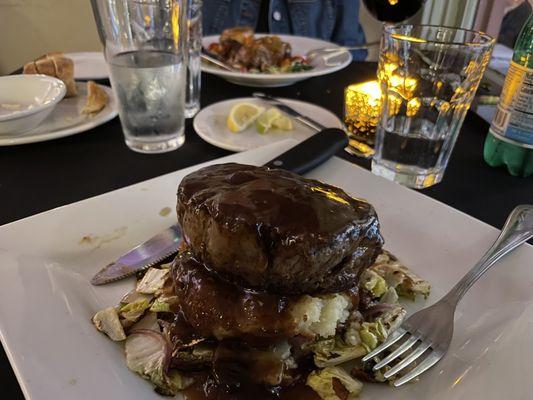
[{"left": 362, "top": 204, "right": 533, "bottom": 387}]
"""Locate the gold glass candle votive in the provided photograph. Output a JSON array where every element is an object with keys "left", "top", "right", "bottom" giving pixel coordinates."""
[{"left": 344, "top": 81, "right": 382, "bottom": 146}]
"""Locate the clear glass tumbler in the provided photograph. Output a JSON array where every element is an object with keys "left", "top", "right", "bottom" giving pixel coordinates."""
[
  {"left": 372, "top": 25, "right": 494, "bottom": 188},
  {"left": 184, "top": 0, "right": 202, "bottom": 118},
  {"left": 90, "top": 0, "right": 187, "bottom": 153}
]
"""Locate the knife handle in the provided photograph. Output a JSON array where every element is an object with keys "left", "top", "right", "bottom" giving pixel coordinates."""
[{"left": 263, "top": 128, "right": 348, "bottom": 175}]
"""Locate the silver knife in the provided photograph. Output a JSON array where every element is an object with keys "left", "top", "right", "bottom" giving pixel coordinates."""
[
  {"left": 91, "top": 123, "right": 348, "bottom": 285},
  {"left": 91, "top": 224, "right": 182, "bottom": 285},
  {"left": 252, "top": 92, "right": 326, "bottom": 132}
]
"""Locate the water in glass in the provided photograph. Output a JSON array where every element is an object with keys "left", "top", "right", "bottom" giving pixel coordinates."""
[{"left": 108, "top": 50, "right": 185, "bottom": 153}]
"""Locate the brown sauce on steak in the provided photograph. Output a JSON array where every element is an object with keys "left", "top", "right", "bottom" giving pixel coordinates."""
[
  {"left": 171, "top": 252, "right": 298, "bottom": 342},
  {"left": 177, "top": 163, "right": 383, "bottom": 294},
  {"left": 178, "top": 163, "right": 374, "bottom": 237}
]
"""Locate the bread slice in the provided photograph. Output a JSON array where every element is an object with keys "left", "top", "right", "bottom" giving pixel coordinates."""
[
  {"left": 50, "top": 57, "right": 77, "bottom": 97},
  {"left": 23, "top": 52, "right": 77, "bottom": 97},
  {"left": 35, "top": 58, "right": 58, "bottom": 77},
  {"left": 36, "top": 51, "right": 64, "bottom": 61},
  {"left": 82, "top": 81, "right": 108, "bottom": 114},
  {"left": 22, "top": 61, "right": 38, "bottom": 74}
]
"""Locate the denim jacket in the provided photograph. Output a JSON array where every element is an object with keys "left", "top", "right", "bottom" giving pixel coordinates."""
[{"left": 202, "top": 0, "right": 367, "bottom": 60}]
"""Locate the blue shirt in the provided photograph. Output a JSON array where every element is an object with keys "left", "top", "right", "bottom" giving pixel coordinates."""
[{"left": 202, "top": 0, "right": 367, "bottom": 60}]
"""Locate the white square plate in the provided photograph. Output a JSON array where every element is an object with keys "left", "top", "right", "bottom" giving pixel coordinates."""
[{"left": 0, "top": 140, "right": 531, "bottom": 400}]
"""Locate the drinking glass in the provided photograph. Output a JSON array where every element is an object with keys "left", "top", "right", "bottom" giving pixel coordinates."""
[
  {"left": 91, "top": 0, "right": 187, "bottom": 153},
  {"left": 372, "top": 24, "right": 494, "bottom": 188},
  {"left": 185, "top": 0, "right": 202, "bottom": 118}
]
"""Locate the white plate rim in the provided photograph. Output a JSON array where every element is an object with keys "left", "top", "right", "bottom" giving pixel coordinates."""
[
  {"left": 0, "top": 83, "right": 117, "bottom": 146},
  {"left": 201, "top": 34, "right": 352, "bottom": 81},
  {"left": 193, "top": 97, "right": 344, "bottom": 152},
  {"left": 65, "top": 52, "right": 109, "bottom": 80}
]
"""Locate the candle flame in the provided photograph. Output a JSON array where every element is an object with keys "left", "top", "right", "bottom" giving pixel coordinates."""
[
  {"left": 171, "top": 1, "right": 181, "bottom": 48},
  {"left": 344, "top": 80, "right": 383, "bottom": 140},
  {"left": 406, "top": 98, "right": 421, "bottom": 117},
  {"left": 349, "top": 81, "right": 382, "bottom": 106},
  {"left": 144, "top": 15, "right": 151, "bottom": 26}
]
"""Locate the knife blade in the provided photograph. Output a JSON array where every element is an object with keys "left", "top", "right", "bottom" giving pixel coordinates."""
[
  {"left": 91, "top": 124, "right": 348, "bottom": 285},
  {"left": 252, "top": 92, "right": 327, "bottom": 132},
  {"left": 91, "top": 224, "right": 182, "bottom": 285}
]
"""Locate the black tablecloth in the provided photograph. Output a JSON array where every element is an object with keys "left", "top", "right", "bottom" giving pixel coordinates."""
[{"left": 1, "top": 62, "right": 532, "bottom": 399}]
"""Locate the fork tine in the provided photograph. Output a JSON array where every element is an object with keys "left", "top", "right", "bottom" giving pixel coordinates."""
[
  {"left": 383, "top": 342, "right": 431, "bottom": 379},
  {"left": 373, "top": 335, "right": 418, "bottom": 371},
  {"left": 362, "top": 328, "right": 406, "bottom": 362},
  {"left": 393, "top": 351, "right": 442, "bottom": 387}
]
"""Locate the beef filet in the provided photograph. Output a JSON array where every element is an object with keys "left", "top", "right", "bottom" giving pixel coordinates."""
[
  {"left": 176, "top": 163, "right": 383, "bottom": 294},
  {"left": 171, "top": 250, "right": 358, "bottom": 341},
  {"left": 171, "top": 250, "right": 296, "bottom": 341}
]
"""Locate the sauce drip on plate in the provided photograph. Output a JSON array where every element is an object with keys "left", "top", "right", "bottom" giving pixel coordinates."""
[{"left": 182, "top": 375, "right": 321, "bottom": 400}]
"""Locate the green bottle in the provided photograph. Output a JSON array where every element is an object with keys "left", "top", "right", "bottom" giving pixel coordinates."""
[{"left": 483, "top": 14, "right": 533, "bottom": 177}]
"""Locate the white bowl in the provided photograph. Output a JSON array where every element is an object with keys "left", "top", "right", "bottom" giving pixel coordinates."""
[
  {"left": 202, "top": 34, "right": 352, "bottom": 87},
  {"left": 0, "top": 75, "right": 66, "bottom": 135}
]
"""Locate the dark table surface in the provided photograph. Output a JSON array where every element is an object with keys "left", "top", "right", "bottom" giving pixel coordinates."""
[{"left": 1, "top": 62, "right": 532, "bottom": 399}]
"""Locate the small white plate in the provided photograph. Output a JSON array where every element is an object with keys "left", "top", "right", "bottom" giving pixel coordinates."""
[
  {"left": 202, "top": 34, "right": 352, "bottom": 87},
  {"left": 65, "top": 52, "right": 109, "bottom": 80},
  {"left": 193, "top": 97, "right": 343, "bottom": 152},
  {"left": 0, "top": 82, "right": 117, "bottom": 146}
]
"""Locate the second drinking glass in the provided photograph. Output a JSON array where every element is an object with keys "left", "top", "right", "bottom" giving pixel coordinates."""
[{"left": 372, "top": 24, "right": 494, "bottom": 188}]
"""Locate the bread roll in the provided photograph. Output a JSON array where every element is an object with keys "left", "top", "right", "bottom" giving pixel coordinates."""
[
  {"left": 23, "top": 52, "right": 77, "bottom": 97},
  {"left": 50, "top": 57, "right": 77, "bottom": 97},
  {"left": 22, "top": 61, "right": 38, "bottom": 74}
]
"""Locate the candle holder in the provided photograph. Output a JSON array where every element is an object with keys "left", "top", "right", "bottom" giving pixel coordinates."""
[{"left": 344, "top": 81, "right": 382, "bottom": 157}]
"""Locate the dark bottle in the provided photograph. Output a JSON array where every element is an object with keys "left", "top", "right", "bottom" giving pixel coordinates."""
[{"left": 362, "top": 0, "right": 425, "bottom": 23}]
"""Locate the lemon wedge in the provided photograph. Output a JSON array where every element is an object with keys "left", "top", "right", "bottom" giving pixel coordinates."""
[
  {"left": 256, "top": 107, "right": 283, "bottom": 134},
  {"left": 226, "top": 103, "right": 265, "bottom": 133},
  {"left": 272, "top": 115, "right": 293, "bottom": 130}
]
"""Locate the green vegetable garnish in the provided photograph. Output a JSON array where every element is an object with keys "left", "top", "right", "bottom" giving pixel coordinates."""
[
  {"left": 312, "top": 337, "right": 367, "bottom": 368},
  {"left": 307, "top": 366, "right": 363, "bottom": 400}
]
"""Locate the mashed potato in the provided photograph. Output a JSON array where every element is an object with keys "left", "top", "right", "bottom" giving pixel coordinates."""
[{"left": 291, "top": 293, "right": 353, "bottom": 338}]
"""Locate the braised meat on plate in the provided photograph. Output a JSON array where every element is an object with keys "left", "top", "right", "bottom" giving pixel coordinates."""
[{"left": 207, "top": 27, "right": 312, "bottom": 73}]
